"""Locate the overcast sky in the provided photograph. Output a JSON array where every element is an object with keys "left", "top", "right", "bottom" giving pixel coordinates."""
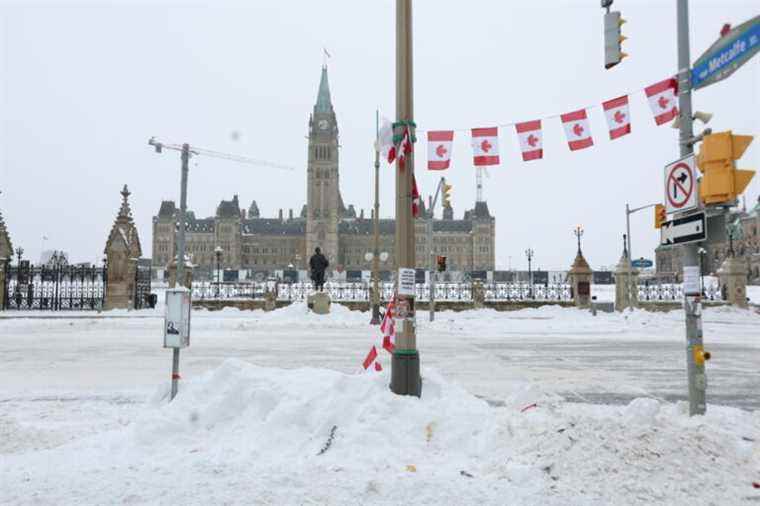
[{"left": 0, "top": 0, "right": 757, "bottom": 270}]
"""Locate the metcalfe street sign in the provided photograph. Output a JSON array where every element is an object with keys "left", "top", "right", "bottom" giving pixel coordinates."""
[
  {"left": 692, "top": 15, "right": 760, "bottom": 90},
  {"left": 660, "top": 212, "right": 707, "bottom": 247}
]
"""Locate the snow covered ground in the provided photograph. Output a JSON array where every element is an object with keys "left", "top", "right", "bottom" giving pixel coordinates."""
[{"left": 1, "top": 303, "right": 759, "bottom": 505}]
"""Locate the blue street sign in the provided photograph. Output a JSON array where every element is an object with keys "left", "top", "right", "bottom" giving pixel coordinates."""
[
  {"left": 631, "top": 258, "right": 654, "bottom": 269},
  {"left": 692, "top": 15, "right": 760, "bottom": 90}
]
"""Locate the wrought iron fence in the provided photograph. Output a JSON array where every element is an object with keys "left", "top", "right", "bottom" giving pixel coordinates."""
[
  {"left": 191, "top": 281, "right": 573, "bottom": 303},
  {"left": 4, "top": 263, "right": 106, "bottom": 310},
  {"left": 637, "top": 283, "right": 720, "bottom": 302}
]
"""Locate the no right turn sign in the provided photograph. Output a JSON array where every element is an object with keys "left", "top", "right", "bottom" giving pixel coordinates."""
[{"left": 664, "top": 155, "right": 698, "bottom": 214}]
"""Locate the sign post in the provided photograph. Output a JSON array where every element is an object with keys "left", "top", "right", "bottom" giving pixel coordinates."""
[{"left": 164, "top": 288, "right": 191, "bottom": 401}]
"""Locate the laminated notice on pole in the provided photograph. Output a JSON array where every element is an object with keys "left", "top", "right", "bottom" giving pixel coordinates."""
[
  {"left": 683, "top": 266, "right": 701, "bottom": 296},
  {"left": 164, "top": 288, "right": 191, "bottom": 348},
  {"left": 398, "top": 268, "right": 416, "bottom": 296}
]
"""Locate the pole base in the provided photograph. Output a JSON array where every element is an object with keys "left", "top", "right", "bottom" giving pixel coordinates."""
[{"left": 390, "top": 351, "right": 421, "bottom": 397}]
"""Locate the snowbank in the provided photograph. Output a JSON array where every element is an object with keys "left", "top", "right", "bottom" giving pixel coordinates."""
[{"left": 3, "top": 360, "right": 758, "bottom": 505}]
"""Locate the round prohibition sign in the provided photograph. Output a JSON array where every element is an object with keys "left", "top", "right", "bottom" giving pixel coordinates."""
[{"left": 666, "top": 162, "right": 694, "bottom": 209}]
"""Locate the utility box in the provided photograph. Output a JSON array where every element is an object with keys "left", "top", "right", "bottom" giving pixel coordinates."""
[{"left": 164, "top": 288, "right": 191, "bottom": 348}]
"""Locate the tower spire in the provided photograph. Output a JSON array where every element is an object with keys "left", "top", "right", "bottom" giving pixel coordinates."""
[{"left": 315, "top": 65, "right": 333, "bottom": 113}]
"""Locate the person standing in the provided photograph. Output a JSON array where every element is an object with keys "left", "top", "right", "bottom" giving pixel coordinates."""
[{"left": 309, "top": 247, "right": 329, "bottom": 292}]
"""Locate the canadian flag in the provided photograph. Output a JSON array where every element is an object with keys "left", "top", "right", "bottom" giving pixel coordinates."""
[
  {"left": 645, "top": 78, "right": 678, "bottom": 126},
  {"left": 515, "top": 120, "right": 543, "bottom": 161},
  {"left": 471, "top": 127, "right": 500, "bottom": 166},
  {"left": 380, "top": 295, "right": 396, "bottom": 354},
  {"left": 377, "top": 117, "right": 396, "bottom": 164},
  {"left": 362, "top": 345, "right": 382, "bottom": 372},
  {"left": 397, "top": 127, "right": 413, "bottom": 171},
  {"left": 602, "top": 95, "right": 631, "bottom": 140},
  {"left": 412, "top": 175, "right": 421, "bottom": 218},
  {"left": 561, "top": 109, "right": 594, "bottom": 151},
  {"left": 427, "top": 131, "right": 454, "bottom": 170}
]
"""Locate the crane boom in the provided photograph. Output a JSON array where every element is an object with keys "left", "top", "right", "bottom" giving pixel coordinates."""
[{"left": 148, "top": 137, "right": 294, "bottom": 171}]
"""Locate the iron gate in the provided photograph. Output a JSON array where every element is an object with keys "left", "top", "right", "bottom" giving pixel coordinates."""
[
  {"left": 134, "top": 263, "right": 152, "bottom": 309},
  {"left": 3, "top": 261, "right": 106, "bottom": 310}
]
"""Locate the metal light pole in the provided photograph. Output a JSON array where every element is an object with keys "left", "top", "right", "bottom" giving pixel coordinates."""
[
  {"left": 625, "top": 202, "right": 657, "bottom": 303},
  {"left": 15, "top": 247, "right": 23, "bottom": 265},
  {"left": 677, "top": 0, "right": 706, "bottom": 416},
  {"left": 698, "top": 247, "right": 706, "bottom": 295},
  {"left": 214, "top": 246, "right": 223, "bottom": 299},
  {"left": 525, "top": 248, "right": 534, "bottom": 298},
  {"left": 370, "top": 110, "right": 382, "bottom": 325},
  {"left": 169, "top": 143, "right": 190, "bottom": 401},
  {"left": 390, "top": 0, "right": 421, "bottom": 397},
  {"left": 428, "top": 177, "right": 444, "bottom": 321}
]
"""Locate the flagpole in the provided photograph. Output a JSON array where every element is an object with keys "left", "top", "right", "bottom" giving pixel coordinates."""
[
  {"left": 370, "top": 109, "right": 381, "bottom": 325},
  {"left": 391, "top": 0, "right": 421, "bottom": 397}
]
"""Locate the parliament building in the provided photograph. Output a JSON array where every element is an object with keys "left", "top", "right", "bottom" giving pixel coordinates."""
[{"left": 152, "top": 67, "right": 495, "bottom": 278}]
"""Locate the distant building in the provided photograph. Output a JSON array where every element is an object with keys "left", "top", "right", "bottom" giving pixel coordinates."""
[
  {"left": 152, "top": 66, "right": 495, "bottom": 277},
  {"left": 655, "top": 196, "right": 760, "bottom": 283}
]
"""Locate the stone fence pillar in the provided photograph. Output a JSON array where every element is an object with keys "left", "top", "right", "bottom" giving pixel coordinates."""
[
  {"left": 717, "top": 255, "right": 748, "bottom": 308},
  {"left": 615, "top": 255, "right": 639, "bottom": 311},
  {"left": 167, "top": 256, "right": 194, "bottom": 289},
  {"left": 569, "top": 251, "right": 593, "bottom": 309}
]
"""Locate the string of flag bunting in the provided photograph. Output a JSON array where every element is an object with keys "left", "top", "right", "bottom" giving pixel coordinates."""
[
  {"left": 377, "top": 76, "right": 678, "bottom": 172},
  {"left": 362, "top": 294, "right": 396, "bottom": 372}
]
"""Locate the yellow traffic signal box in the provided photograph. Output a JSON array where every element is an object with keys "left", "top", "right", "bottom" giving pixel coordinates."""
[
  {"left": 654, "top": 204, "right": 666, "bottom": 229},
  {"left": 697, "top": 131, "right": 755, "bottom": 205}
]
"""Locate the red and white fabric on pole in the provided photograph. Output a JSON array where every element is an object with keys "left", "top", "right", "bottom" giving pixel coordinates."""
[
  {"left": 561, "top": 109, "right": 594, "bottom": 151},
  {"left": 380, "top": 295, "right": 396, "bottom": 354},
  {"left": 377, "top": 117, "right": 396, "bottom": 164},
  {"left": 397, "top": 127, "right": 413, "bottom": 171},
  {"left": 602, "top": 95, "right": 631, "bottom": 140},
  {"left": 471, "top": 127, "right": 500, "bottom": 166},
  {"left": 411, "top": 175, "right": 421, "bottom": 218},
  {"left": 515, "top": 120, "right": 543, "bottom": 161},
  {"left": 645, "top": 78, "right": 678, "bottom": 126},
  {"left": 362, "top": 345, "right": 382, "bottom": 372},
  {"left": 427, "top": 130, "right": 454, "bottom": 170}
]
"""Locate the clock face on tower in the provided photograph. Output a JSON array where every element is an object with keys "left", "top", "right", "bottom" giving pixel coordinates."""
[{"left": 318, "top": 119, "right": 329, "bottom": 131}]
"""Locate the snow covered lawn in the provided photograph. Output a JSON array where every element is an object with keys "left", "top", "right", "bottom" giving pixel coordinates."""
[{"left": 1, "top": 304, "right": 759, "bottom": 505}]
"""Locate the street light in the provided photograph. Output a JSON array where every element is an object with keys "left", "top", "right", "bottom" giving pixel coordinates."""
[
  {"left": 15, "top": 247, "right": 23, "bottom": 265},
  {"left": 573, "top": 225, "right": 584, "bottom": 254},
  {"left": 525, "top": 248, "right": 534, "bottom": 298},
  {"left": 214, "top": 246, "right": 223, "bottom": 298},
  {"left": 698, "top": 247, "right": 706, "bottom": 295}
]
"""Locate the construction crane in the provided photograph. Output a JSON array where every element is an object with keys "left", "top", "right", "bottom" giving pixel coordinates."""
[
  {"left": 148, "top": 137, "right": 295, "bottom": 171},
  {"left": 147, "top": 136, "right": 294, "bottom": 402}
]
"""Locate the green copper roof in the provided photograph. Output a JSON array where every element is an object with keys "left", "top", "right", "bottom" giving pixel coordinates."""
[{"left": 315, "top": 66, "right": 332, "bottom": 113}]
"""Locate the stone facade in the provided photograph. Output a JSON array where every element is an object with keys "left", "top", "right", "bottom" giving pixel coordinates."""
[
  {"left": 0, "top": 205, "right": 12, "bottom": 262},
  {"left": 104, "top": 185, "right": 143, "bottom": 310},
  {"left": 655, "top": 197, "right": 760, "bottom": 283},
  {"left": 152, "top": 67, "right": 496, "bottom": 277}
]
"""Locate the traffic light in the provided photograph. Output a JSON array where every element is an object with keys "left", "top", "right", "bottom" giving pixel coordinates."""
[
  {"left": 442, "top": 182, "right": 453, "bottom": 208},
  {"left": 604, "top": 10, "right": 627, "bottom": 69},
  {"left": 654, "top": 204, "right": 666, "bottom": 229},
  {"left": 436, "top": 255, "right": 447, "bottom": 272},
  {"left": 696, "top": 131, "right": 755, "bottom": 205}
]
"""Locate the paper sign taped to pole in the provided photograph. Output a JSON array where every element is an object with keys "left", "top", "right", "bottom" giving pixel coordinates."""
[
  {"left": 398, "top": 268, "right": 416, "bottom": 296},
  {"left": 164, "top": 288, "right": 191, "bottom": 348},
  {"left": 683, "top": 266, "right": 701, "bottom": 296}
]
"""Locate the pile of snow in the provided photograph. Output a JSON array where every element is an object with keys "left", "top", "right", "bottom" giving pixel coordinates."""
[{"left": 3, "top": 360, "right": 758, "bottom": 505}]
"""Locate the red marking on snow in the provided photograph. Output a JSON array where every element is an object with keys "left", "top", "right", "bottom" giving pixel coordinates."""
[
  {"left": 527, "top": 134, "right": 538, "bottom": 147},
  {"left": 614, "top": 110, "right": 626, "bottom": 124},
  {"left": 658, "top": 96, "right": 669, "bottom": 110},
  {"left": 520, "top": 403, "right": 538, "bottom": 413},
  {"left": 481, "top": 139, "right": 492, "bottom": 153},
  {"left": 435, "top": 144, "right": 447, "bottom": 158},
  {"left": 572, "top": 123, "right": 584, "bottom": 137}
]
